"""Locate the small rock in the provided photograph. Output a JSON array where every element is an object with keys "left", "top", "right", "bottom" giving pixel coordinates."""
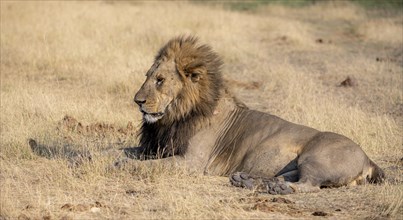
[
  {"left": 312, "top": 211, "right": 328, "bottom": 216},
  {"left": 61, "top": 204, "right": 73, "bottom": 211},
  {"left": 90, "top": 207, "right": 100, "bottom": 213},
  {"left": 95, "top": 201, "right": 104, "bottom": 207},
  {"left": 23, "top": 205, "right": 34, "bottom": 210},
  {"left": 338, "top": 76, "right": 357, "bottom": 87},
  {"left": 125, "top": 189, "right": 138, "bottom": 196},
  {"left": 376, "top": 57, "right": 397, "bottom": 63},
  {"left": 316, "top": 38, "right": 324, "bottom": 43}
]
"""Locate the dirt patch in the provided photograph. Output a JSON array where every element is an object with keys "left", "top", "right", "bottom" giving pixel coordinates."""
[
  {"left": 57, "top": 115, "right": 137, "bottom": 142},
  {"left": 29, "top": 115, "right": 139, "bottom": 166}
]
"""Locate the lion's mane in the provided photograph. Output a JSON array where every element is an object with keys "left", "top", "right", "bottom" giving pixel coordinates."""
[{"left": 138, "top": 36, "right": 224, "bottom": 158}]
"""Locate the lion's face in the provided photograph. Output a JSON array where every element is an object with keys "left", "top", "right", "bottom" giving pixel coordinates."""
[
  {"left": 134, "top": 60, "right": 183, "bottom": 123},
  {"left": 135, "top": 36, "right": 223, "bottom": 124}
]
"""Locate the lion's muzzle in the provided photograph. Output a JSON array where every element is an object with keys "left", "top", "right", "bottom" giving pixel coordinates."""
[
  {"left": 134, "top": 95, "right": 146, "bottom": 107},
  {"left": 134, "top": 97, "right": 163, "bottom": 124}
]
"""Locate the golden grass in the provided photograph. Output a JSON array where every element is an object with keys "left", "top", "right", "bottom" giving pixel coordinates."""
[{"left": 1, "top": 1, "right": 402, "bottom": 219}]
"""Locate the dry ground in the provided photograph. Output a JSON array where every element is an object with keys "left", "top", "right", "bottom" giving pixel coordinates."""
[{"left": 1, "top": 1, "right": 402, "bottom": 219}]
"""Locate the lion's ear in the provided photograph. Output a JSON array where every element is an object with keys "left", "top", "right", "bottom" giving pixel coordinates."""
[
  {"left": 190, "top": 73, "right": 200, "bottom": 82},
  {"left": 184, "top": 72, "right": 201, "bottom": 83},
  {"left": 185, "top": 66, "right": 205, "bottom": 83},
  {"left": 178, "top": 57, "right": 206, "bottom": 83}
]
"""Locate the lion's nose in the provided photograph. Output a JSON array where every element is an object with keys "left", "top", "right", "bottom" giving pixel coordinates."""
[{"left": 134, "top": 97, "right": 146, "bottom": 106}]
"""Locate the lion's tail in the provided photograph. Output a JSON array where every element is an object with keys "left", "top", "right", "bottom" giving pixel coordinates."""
[{"left": 368, "top": 159, "right": 385, "bottom": 184}]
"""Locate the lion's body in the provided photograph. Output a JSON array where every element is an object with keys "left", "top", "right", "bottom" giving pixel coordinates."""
[{"left": 134, "top": 36, "right": 384, "bottom": 194}]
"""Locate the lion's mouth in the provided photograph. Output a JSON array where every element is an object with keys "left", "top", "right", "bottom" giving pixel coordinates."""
[
  {"left": 140, "top": 110, "right": 165, "bottom": 123},
  {"left": 141, "top": 110, "right": 164, "bottom": 117}
]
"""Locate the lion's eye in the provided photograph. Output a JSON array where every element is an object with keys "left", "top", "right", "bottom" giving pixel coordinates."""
[{"left": 156, "top": 77, "right": 165, "bottom": 86}]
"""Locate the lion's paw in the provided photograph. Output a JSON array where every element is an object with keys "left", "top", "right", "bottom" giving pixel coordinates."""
[
  {"left": 230, "top": 172, "right": 256, "bottom": 189},
  {"left": 264, "top": 178, "right": 294, "bottom": 195}
]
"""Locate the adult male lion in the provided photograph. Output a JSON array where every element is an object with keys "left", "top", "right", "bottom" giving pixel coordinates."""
[{"left": 133, "top": 36, "right": 384, "bottom": 194}]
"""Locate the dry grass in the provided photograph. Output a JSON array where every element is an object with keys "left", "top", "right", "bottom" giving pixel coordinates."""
[{"left": 1, "top": 1, "right": 402, "bottom": 219}]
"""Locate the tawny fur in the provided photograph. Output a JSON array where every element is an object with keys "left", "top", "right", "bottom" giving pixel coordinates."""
[{"left": 134, "top": 36, "right": 385, "bottom": 194}]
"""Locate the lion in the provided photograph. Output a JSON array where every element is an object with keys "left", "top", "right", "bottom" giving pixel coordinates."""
[{"left": 133, "top": 35, "right": 384, "bottom": 194}]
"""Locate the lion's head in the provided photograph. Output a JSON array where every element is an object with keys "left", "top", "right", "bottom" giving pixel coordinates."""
[
  {"left": 134, "top": 36, "right": 224, "bottom": 157},
  {"left": 134, "top": 36, "right": 223, "bottom": 124}
]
